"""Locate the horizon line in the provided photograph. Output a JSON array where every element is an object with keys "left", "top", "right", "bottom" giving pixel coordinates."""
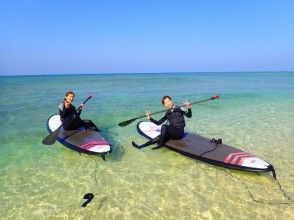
[{"left": 0, "top": 70, "right": 293, "bottom": 77}]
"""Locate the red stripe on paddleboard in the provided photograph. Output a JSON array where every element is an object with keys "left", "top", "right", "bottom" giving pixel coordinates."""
[
  {"left": 231, "top": 153, "right": 253, "bottom": 165},
  {"left": 224, "top": 152, "right": 248, "bottom": 163},
  {"left": 81, "top": 141, "right": 109, "bottom": 150}
]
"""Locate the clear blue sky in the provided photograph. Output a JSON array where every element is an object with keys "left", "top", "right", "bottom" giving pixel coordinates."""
[{"left": 1, "top": 0, "right": 294, "bottom": 75}]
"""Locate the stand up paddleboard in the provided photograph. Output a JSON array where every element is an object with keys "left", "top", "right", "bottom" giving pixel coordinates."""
[
  {"left": 46, "top": 114, "right": 111, "bottom": 159},
  {"left": 136, "top": 121, "right": 275, "bottom": 175}
]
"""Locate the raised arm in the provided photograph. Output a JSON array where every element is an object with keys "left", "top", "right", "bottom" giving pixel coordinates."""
[
  {"left": 183, "top": 108, "right": 192, "bottom": 118},
  {"left": 183, "top": 100, "right": 192, "bottom": 118},
  {"left": 146, "top": 110, "right": 167, "bottom": 125}
]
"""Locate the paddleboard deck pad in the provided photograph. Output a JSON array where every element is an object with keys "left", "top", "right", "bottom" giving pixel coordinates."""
[
  {"left": 136, "top": 121, "right": 275, "bottom": 174},
  {"left": 46, "top": 115, "right": 111, "bottom": 156}
]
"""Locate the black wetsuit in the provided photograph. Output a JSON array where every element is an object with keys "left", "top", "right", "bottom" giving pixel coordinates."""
[
  {"left": 150, "top": 106, "right": 192, "bottom": 148},
  {"left": 59, "top": 103, "right": 99, "bottom": 131},
  {"left": 132, "top": 106, "right": 192, "bottom": 149}
]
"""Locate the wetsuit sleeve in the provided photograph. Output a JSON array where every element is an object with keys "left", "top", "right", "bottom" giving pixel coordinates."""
[
  {"left": 149, "top": 116, "right": 167, "bottom": 125},
  {"left": 183, "top": 108, "right": 192, "bottom": 118},
  {"left": 59, "top": 103, "right": 67, "bottom": 120}
]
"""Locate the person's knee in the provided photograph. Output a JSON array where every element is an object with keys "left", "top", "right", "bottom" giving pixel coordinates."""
[
  {"left": 63, "top": 120, "right": 73, "bottom": 130},
  {"left": 161, "top": 125, "right": 168, "bottom": 133}
]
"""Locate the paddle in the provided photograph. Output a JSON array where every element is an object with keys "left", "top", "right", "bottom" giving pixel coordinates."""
[
  {"left": 42, "top": 95, "right": 93, "bottom": 145},
  {"left": 118, "top": 95, "right": 220, "bottom": 127}
]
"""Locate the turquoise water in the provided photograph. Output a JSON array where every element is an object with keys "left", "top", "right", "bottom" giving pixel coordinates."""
[{"left": 0, "top": 72, "right": 293, "bottom": 219}]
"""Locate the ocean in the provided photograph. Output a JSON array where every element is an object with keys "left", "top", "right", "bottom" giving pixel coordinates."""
[{"left": 0, "top": 72, "right": 293, "bottom": 219}]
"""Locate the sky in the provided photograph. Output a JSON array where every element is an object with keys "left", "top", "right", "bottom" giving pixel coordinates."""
[{"left": 0, "top": 0, "right": 294, "bottom": 75}]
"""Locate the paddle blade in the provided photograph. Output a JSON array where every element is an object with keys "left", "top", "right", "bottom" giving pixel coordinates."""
[
  {"left": 42, "top": 128, "right": 60, "bottom": 145},
  {"left": 118, "top": 118, "right": 138, "bottom": 127}
]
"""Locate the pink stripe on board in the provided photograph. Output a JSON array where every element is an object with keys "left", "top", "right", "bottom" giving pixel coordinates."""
[
  {"left": 230, "top": 153, "right": 252, "bottom": 165},
  {"left": 224, "top": 152, "right": 247, "bottom": 163},
  {"left": 81, "top": 141, "right": 109, "bottom": 150}
]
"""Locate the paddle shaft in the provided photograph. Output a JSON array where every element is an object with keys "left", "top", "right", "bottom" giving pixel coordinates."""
[
  {"left": 75, "top": 95, "right": 92, "bottom": 112},
  {"left": 135, "top": 96, "right": 218, "bottom": 120}
]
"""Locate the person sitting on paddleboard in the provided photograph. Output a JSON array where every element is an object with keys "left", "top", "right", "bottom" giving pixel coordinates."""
[
  {"left": 59, "top": 91, "right": 99, "bottom": 131},
  {"left": 132, "top": 95, "right": 192, "bottom": 149}
]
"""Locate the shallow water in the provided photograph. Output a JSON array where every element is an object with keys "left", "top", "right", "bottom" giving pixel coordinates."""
[{"left": 0, "top": 72, "right": 293, "bottom": 219}]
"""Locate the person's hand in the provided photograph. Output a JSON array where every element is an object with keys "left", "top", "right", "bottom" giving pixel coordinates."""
[
  {"left": 79, "top": 104, "right": 84, "bottom": 109},
  {"left": 146, "top": 110, "right": 152, "bottom": 120},
  {"left": 183, "top": 100, "right": 191, "bottom": 109}
]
